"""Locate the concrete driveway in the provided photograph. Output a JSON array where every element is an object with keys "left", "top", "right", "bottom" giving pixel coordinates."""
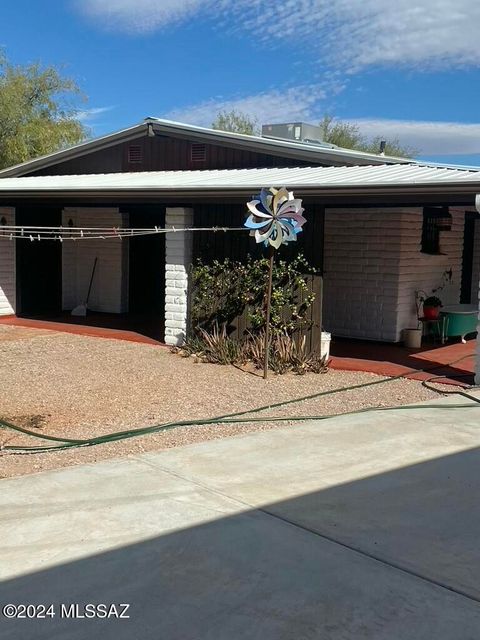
[{"left": 1, "top": 394, "right": 480, "bottom": 639}]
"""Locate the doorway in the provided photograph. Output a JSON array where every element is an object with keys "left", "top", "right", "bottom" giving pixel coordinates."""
[
  {"left": 16, "top": 206, "right": 62, "bottom": 315},
  {"left": 128, "top": 206, "right": 166, "bottom": 339}
]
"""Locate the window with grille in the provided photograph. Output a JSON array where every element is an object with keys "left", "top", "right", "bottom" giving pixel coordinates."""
[
  {"left": 190, "top": 143, "right": 206, "bottom": 162},
  {"left": 127, "top": 145, "right": 143, "bottom": 163},
  {"left": 421, "top": 207, "right": 450, "bottom": 254}
]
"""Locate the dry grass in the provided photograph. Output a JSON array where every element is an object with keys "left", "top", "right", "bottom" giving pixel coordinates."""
[{"left": 0, "top": 325, "right": 448, "bottom": 479}]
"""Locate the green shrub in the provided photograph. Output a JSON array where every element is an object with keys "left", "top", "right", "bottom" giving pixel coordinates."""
[{"left": 190, "top": 254, "right": 316, "bottom": 337}]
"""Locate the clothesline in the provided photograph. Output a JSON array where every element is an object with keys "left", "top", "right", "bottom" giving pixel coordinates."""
[{"left": 0, "top": 225, "right": 250, "bottom": 241}]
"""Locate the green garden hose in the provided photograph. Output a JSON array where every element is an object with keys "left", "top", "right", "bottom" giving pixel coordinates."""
[{"left": 1, "top": 353, "right": 477, "bottom": 454}]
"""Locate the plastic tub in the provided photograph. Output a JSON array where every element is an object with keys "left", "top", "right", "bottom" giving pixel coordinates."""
[{"left": 440, "top": 304, "right": 478, "bottom": 343}]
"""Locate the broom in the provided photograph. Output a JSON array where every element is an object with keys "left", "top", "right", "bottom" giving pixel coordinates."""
[{"left": 71, "top": 257, "right": 98, "bottom": 317}]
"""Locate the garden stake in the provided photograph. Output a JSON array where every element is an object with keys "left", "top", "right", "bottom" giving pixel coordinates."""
[
  {"left": 245, "top": 187, "right": 306, "bottom": 378},
  {"left": 263, "top": 244, "right": 275, "bottom": 379}
]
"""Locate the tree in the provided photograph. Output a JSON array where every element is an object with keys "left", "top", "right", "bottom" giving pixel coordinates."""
[
  {"left": 212, "top": 110, "right": 259, "bottom": 135},
  {"left": 318, "top": 115, "right": 417, "bottom": 158},
  {"left": 0, "top": 53, "right": 88, "bottom": 169}
]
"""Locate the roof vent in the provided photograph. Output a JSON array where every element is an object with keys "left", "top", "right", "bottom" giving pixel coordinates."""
[
  {"left": 191, "top": 143, "right": 206, "bottom": 162},
  {"left": 128, "top": 145, "right": 143, "bottom": 163}
]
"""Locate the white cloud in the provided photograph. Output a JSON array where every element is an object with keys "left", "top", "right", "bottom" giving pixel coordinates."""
[
  {"left": 351, "top": 118, "right": 480, "bottom": 155},
  {"left": 75, "top": 0, "right": 480, "bottom": 71},
  {"left": 165, "top": 85, "right": 332, "bottom": 128},
  {"left": 221, "top": 0, "right": 480, "bottom": 71},
  {"left": 77, "top": 0, "right": 208, "bottom": 33},
  {"left": 76, "top": 106, "right": 114, "bottom": 123}
]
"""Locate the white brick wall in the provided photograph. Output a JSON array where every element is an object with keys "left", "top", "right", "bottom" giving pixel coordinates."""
[
  {"left": 323, "top": 207, "right": 465, "bottom": 342},
  {"left": 62, "top": 208, "right": 129, "bottom": 313},
  {"left": 396, "top": 208, "right": 464, "bottom": 338},
  {"left": 323, "top": 209, "right": 403, "bottom": 341},
  {"left": 0, "top": 207, "right": 15, "bottom": 315},
  {"left": 164, "top": 207, "right": 193, "bottom": 346}
]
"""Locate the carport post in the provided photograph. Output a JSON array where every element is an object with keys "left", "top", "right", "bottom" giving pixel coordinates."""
[
  {"left": 476, "top": 270, "right": 480, "bottom": 386},
  {"left": 475, "top": 197, "right": 480, "bottom": 385},
  {"left": 164, "top": 207, "right": 194, "bottom": 346}
]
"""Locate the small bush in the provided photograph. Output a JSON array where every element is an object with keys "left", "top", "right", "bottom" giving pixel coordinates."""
[{"left": 190, "top": 254, "right": 316, "bottom": 337}]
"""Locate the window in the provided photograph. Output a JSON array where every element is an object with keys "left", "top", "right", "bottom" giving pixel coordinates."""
[
  {"left": 127, "top": 145, "right": 143, "bottom": 163},
  {"left": 190, "top": 143, "right": 206, "bottom": 162},
  {"left": 421, "top": 207, "right": 451, "bottom": 254}
]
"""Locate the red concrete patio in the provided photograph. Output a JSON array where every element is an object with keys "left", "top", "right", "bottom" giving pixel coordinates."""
[
  {"left": 330, "top": 337, "right": 476, "bottom": 387},
  {"left": 0, "top": 313, "right": 162, "bottom": 345},
  {"left": 0, "top": 315, "right": 476, "bottom": 386}
]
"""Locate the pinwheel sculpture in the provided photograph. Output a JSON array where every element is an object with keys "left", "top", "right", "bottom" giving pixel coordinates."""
[
  {"left": 245, "top": 187, "right": 306, "bottom": 249},
  {"left": 245, "top": 187, "right": 306, "bottom": 378}
]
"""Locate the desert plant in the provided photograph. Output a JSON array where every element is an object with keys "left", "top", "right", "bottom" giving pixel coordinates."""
[
  {"left": 198, "top": 325, "right": 244, "bottom": 365},
  {"left": 176, "top": 324, "right": 245, "bottom": 365},
  {"left": 243, "top": 331, "right": 329, "bottom": 375},
  {"left": 177, "top": 318, "right": 330, "bottom": 375}
]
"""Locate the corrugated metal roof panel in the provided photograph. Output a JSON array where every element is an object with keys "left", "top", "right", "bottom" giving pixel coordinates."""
[{"left": 0, "top": 164, "right": 479, "bottom": 193}]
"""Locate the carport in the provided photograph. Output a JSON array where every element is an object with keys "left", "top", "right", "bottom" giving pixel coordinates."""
[{"left": 0, "top": 164, "right": 479, "bottom": 379}]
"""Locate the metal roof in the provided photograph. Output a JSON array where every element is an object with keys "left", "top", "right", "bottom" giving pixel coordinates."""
[
  {"left": 0, "top": 118, "right": 414, "bottom": 178},
  {"left": 0, "top": 164, "right": 479, "bottom": 197},
  {"left": 144, "top": 119, "right": 413, "bottom": 166}
]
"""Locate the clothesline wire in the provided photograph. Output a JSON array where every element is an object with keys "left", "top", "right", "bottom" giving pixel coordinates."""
[{"left": 0, "top": 225, "right": 250, "bottom": 241}]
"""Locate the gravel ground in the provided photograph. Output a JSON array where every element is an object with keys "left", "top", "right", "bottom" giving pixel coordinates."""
[{"left": 0, "top": 325, "right": 450, "bottom": 479}]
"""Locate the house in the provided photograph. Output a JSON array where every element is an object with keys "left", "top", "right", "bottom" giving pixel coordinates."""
[{"left": 0, "top": 118, "right": 478, "bottom": 379}]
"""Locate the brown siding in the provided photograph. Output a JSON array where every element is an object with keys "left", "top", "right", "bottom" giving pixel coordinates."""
[
  {"left": 27, "top": 134, "right": 319, "bottom": 177},
  {"left": 192, "top": 203, "right": 324, "bottom": 272}
]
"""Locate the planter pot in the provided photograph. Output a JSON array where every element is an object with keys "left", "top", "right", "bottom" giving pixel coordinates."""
[
  {"left": 423, "top": 306, "right": 440, "bottom": 320},
  {"left": 404, "top": 328, "right": 422, "bottom": 349}
]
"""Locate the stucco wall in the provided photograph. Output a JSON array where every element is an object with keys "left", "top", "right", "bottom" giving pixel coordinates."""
[
  {"left": 62, "top": 208, "right": 129, "bottom": 313},
  {"left": 323, "top": 208, "right": 464, "bottom": 342},
  {"left": 0, "top": 207, "right": 15, "bottom": 315}
]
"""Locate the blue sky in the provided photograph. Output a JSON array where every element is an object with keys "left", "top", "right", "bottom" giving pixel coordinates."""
[{"left": 1, "top": 0, "right": 480, "bottom": 165}]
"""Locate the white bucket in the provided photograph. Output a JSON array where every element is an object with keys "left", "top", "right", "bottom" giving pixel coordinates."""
[
  {"left": 404, "top": 328, "right": 422, "bottom": 349},
  {"left": 321, "top": 331, "right": 331, "bottom": 360}
]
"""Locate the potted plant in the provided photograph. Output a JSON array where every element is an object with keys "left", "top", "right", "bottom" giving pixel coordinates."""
[{"left": 422, "top": 296, "right": 442, "bottom": 319}]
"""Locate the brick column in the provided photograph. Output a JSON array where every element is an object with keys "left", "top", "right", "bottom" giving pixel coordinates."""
[{"left": 164, "top": 207, "right": 193, "bottom": 346}]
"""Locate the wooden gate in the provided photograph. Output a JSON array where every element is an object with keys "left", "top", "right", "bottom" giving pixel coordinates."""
[{"left": 188, "top": 272, "right": 323, "bottom": 355}]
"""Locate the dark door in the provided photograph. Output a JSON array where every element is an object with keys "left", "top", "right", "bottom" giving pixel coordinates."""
[
  {"left": 460, "top": 212, "right": 478, "bottom": 304},
  {"left": 16, "top": 206, "right": 62, "bottom": 315},
  {"left": 128, "top": 207, "right": 166, "bottom": 315}
]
